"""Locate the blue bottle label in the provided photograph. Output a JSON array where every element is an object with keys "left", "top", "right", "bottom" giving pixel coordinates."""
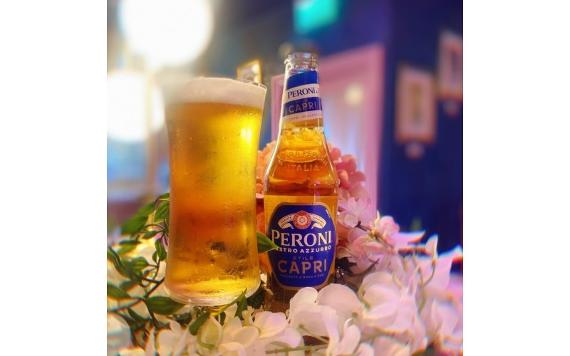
[
  {"left": 281, "top": 71, "right": 322, "bottom": 122},
  {"left": 267, "top": 203, "right": 336, "bottom": 288}
]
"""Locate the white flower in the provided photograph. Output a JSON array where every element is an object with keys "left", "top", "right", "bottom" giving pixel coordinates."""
[
  {"left": 219, "top": 315, "right": 259, "bottom": 355},
  {"left": 219, "top": 311, "right": 303, "bottom": 356},
  {"left": 241, "top": 306, "right": 255, "bottom": 326},
  {"left": 425, "top": 235, "right": 438, "bottom": 257},
  {"left": 373, "top": 336, "right": 412, "bottom": 356},
  {"left": 289, "top": 287, "right": 339, "bottom": 339},
  {"left": 354, "top": 342, "right": 375, "bottom": 356},
  {"left": 197, "top": 316, "right": 223, "bottom": 354},
  {"left": 325, "top": 322, "right": 361, "bottom": 356},
  {"left": 421, "top": 299, "right": 463, "bottom": 355},
  {"left": 266, "top": 326, "right": 303, "bottom": 350},
  {"left": 416, "top": 245, "right": 463, "bottom": 298},
  {"left": 253, "top": 311, "right": 288, "bottom": 339},
  {"left": 156, "top": 320, "right": 196, "bottom": 356},
  {"left": 317, "top": 284, "right": 363, "bottom": 327},
  {"left": 358, "top": 272, "right": 427, "bottom": 353},
  {"left": 289, "top": 286, "right": 369, "bottom": 356}
]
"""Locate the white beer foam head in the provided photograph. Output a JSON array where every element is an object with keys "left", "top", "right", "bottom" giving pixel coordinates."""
[{"left": 176, "top": 77, "right": 266, "bottom": 109}]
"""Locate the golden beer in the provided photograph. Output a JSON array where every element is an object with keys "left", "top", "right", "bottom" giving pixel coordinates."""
[
  {"left": 264, "top": 53, "right": 338, "bottom": 309},
  {"left": 165, "top": 78, "right": 266, "bottom": 305}
]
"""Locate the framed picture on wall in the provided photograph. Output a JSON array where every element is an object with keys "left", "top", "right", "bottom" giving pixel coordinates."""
[
  {"left": 437, "top": 30, "right": 463, "bottom": 100},
  {"left": 395, "top": 65, "right": 436, "bottom": 144},
  {"left": 271, "top": 45, "right": 385, "bottom": 209}
]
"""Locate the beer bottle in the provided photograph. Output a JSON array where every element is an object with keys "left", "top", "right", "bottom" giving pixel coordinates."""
[{"left": 264, "top": 52, "right": 338, "bottom": 309}]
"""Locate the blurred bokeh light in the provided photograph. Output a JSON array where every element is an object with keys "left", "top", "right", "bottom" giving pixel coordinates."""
[
  {"left": 107, "top": 71, "right": 164, "bottom": 142},
  {"left": 119, "top": 0, "right": 213, "bottom": 68}
]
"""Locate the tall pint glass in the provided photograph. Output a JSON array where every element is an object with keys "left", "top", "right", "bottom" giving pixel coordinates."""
[{"left": 164, "top": 78, "right": 266, "bottom": 305}]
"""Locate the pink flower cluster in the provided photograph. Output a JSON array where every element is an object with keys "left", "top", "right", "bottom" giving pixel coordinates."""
[{"left": 328, "top": 143, "right": 368, "bottom": 201}]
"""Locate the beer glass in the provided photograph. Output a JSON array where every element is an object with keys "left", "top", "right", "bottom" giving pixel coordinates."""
[{"left": 164, "top": 78, "right": 266, "bottom": 305}]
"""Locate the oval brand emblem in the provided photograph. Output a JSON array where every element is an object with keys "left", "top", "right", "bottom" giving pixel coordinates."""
[{"left": 292, "top": 211, "right": 311, "bottom": 229}]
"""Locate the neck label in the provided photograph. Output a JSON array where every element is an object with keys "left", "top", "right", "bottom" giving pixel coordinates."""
[{"left": 282, "top": 72, "right": 322, "bottom": 122}]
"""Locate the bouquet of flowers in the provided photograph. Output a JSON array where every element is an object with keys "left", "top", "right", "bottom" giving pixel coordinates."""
[{"left": 108, "top": 142, "right": 463, "bottom": 355}]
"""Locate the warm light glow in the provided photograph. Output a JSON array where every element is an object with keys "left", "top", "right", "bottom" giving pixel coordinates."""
[
  {"left": 344, "top": 83, "right": 364, "bottom": 107},
  {"left": 119, "top": 0, "right": 214, "bottom": 68},
  {"left": 108, "top": 71, "right": 164, "bottom": 142},
  {"left": 240, "top": 127, "right": 253, "bottom": 143}
]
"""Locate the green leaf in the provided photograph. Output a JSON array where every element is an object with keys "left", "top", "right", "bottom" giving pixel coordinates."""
[
  {"left": 246, "top": 286, "right": 265, "bottom": 309},
  {"left": 118, "top": 240, "right": 140, "bottom": 254},
  {"left": 121, "top": 215, "right": 148, "bottom": 236},
  {"left": 107, "top": 283, "right": 131, "bottom": 299},
  {"left": 120, "top": 312, "right": 146, "bottom": 331},
  {"left": 126, "top": 257, "right": 149, "bottom": 272},
  {"left": 257, "top": 232, "right": 278, "bottom": 253},
  {"left": 120, "top": 279, "right": 138, "bottom": 291},
  {"left": 189, "top": 308, "right": 210, "bottom": 335},
  {"left": 155, "top": 239, "right": 167, "bottom": 261},
  {"left": 154, "top": 202, "right": 169, "bottom": 221},
  {"left": 128, "top": 308, "right": 147, "bottom": 323},
  {"left": 145, "top": 296, "right": 184, "bottom": 315},
  {"left": 121, "top": 201, "right": 155, "bottom": 235},
  {"left": 119, "top": 239, "right": 141, "bottom": 246},
  {"left": 173, "top": 312, "right": 193, "bottom": 326},
  {"left": 108, "top": 247, "right": 129, "bottom": 277},
  {"left": 235, "top": 291, "right": 248, "bottom": 318},
  {"left": 109, "top": 248, "right": 142, "bottom": 282},
  {"left": 157, "top": 192, "right": 170, "bottom": 201},
  {"left": 142, "top": 229, "right": 161, "bottom": 239}
]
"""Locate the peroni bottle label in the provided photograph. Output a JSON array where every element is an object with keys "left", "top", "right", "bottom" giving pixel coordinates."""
[{"left": 267, "top": 203, "right": 336, "bottom": 288}]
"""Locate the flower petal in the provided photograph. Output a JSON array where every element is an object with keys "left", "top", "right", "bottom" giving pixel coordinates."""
[
  {"left": 290, "top": 304, "right": 339, "bottom": 340},
  {"left": 232, "top": 326, "right": 259, "bottom": 347},
  {"left": 363, "top": 302, "right": 398, "bottom": 326},
  {"left": 360, "top": 271, "right": 394, "bottom": 292},
  {"left": 197, "top": 316, "right": 222, "bottom": 351},
  {"left": 361, "top": 284, "right": 400, "bottom": 306},
  {"left": 334, "top": 324, "right": 361, "bottom": 355},
  {"left": 425, "top": 235, "right": 438, "bottom": 257},
  {"left": 373, "top": 336, "right": 412, "bottom": 356},
  {"left": 390, "top": 231, "right": 424, "bottom": 248},
  {"left": 254, "top": 311, "right": 288, "bottom": 339},
  {"left": 219, "top": 341, "right": 246, "bottom": 356},
  {"left": 317, "top": 284, "right": 362, "bottom": 324},
  {"left": 355, "top": 342, "right": 374, "bottom": 356},
  {"left": 289, "top": 287, "right": 318, "bottom": 318}
]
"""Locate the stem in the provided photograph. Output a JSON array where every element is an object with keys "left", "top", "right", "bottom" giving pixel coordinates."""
[
  {"left": 110, "top": 278, "right": 163, "bottom": 313},
  {"left": 266, "top": 344, "right": 327, "bottom": 354},
  {"left": 142, "top": 277, "right": 162, "bottom": 284},
  {"left": 299, "top": 325, "right": 330, "bottom": 344},
  {"left": 422, "top": 259, "right": 437, "bottom": 287},
  {"left": 412, "top": 255, "right": 428, "bottom": 312},
  {"left": 109, "top": 298, "right": 144, "bottom": 313},
  {"left": 355, "top": 221, "right": 369, "bottom": 232},
  {"left": 146, "top": 278, "right": 164, "bottom": 296}
]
